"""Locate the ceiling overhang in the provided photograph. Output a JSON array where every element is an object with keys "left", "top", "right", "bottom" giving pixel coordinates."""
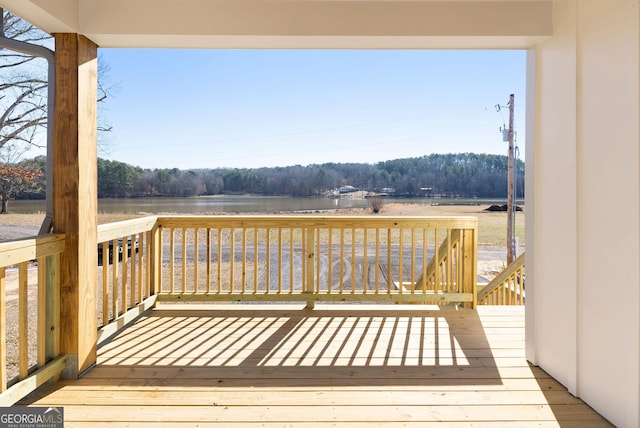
[{"left": 0, "top": 0, "right": 553, "bottom": 49}]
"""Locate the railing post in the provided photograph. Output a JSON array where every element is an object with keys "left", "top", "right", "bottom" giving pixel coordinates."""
[
  {"left": 462, "top": 225, "right": 478, "bottom": 309},
  {"left": 305, "top": 226, "right": 316, "bottom": 309},
  {"left": 149, "top": 222, "right": 162, "bottom": 301}
]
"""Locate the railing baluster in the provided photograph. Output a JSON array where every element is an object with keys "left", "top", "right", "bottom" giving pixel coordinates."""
[
  {"left": 45, "top": 254, "right": 60, "bottom": 362},
  {"left": 18, "top": 263, "right": 28, "bottom": 380},
  {"left": 206, "top": 229, "right": 212, "bottom": 293},
  {"left": 422, "top": 228, "right": 427, "bottom": 293},
  {"left": 216, "top": 228, "right": 222, "bottom": 293},
  {"left": 0, "top": 267, "right": 5, "bottom": 392},
  {"left": 410, "top": 228, "right": 416, "bottom": 293},
  {"left": 37, "top": 257, "right": 46, "bottom": 366},
  {"left": 363, "top": 228, "right": 368, "bottom": 294},
  {"left": 101, "top": 242, "right": 109, "bottom": 324},
  {"left": 519, "top": 266, "right": 524, "bottom": 305},
  {"left": 446, "top": 229, "right": 452, "bottom": 292},
  {"left": 253, "top": 228, "right": 258, "bottom": 293},
  {"left": 266, "top": 228, "right": 271, "bottom": 294},
  {"left": 399, "top": 227, "right": 404, "bottom": 295},
  {"left": 434, "top": 229, "right": 440, "bottom": 292},
  {"left": 137, "top": 233, "right": 143, "bottom": 302},
  {"left": 301, "top": 228, "right": 305, "bottom": 294},
  {"left": 151, "top": 225, "right": 160, "bottom": 297},
  {"left": 230, "top": 227, "right": 235, "bottom": 293},
  {"left": 194, "top": 228, "right": 199, "bottom": 293},
  {"left": 352, "top": 228, "right": 357, "bottom": 294},
  {"left": 386, "top": 228, "right": 391, "bottom": 294},
  {"left": 339, "top": 228, "right": 344, "bottom": 294},
  {"left": 306, "top": 226, "right": 315, "bottom": 309},
  {"left": 129, "top": 234, "right": 136, "bottom": 307},
  {"left": 289, "top": 228, "right": 294, "bottom": 294},
  {"left": 112, "top": 238, "right": 119, "bottom": 318},
  {"left": 241, "top": 227, "right": 247, "bottom": 294},
  {"left": 169, "top": 228, "right": 175, "bottom": 294},
  {"left": 121, "top": 236, "right": 129, "bottom": 314},
  {"left": 315, "top": 228, "right": 321, "bottom": 293},
  {"left": 181, "top": 228, "right": 187, "bottom": 293},
  {"left": 375, "top": 228, "right": 380, "bottom": 294},
  {"left": 328, "top": 228, "right": 333, "bottom": 293},
  {"left": 278, "top": 228, "right": 282, "bottom": 294}
]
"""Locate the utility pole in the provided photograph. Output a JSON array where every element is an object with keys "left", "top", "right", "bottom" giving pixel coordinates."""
[{"left": 507, "top": 94, "right": 515, "bottom": 265}]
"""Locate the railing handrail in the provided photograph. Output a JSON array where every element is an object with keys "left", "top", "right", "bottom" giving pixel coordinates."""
[
  {"left": 97, "top": 216, "right": 158, "bottom": 243},
  {"left": 157, "top": 215, "right": 478, "bottom": 229},
  {"left": 0, "top": 234, "right": 66, "bottom": 268}
]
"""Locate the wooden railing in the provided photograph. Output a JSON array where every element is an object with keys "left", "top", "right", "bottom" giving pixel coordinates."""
[
  {"left": 96, "top": 217, "right": 160, "bottom": 344},
  {"left": 1, "top": 214, "right": 479, "bottom": 405},
  {"left": 0, "top": 234, "right": 66, "bottom": 406},
  {"left": 155, "top": 216, "right": 478, "bottom": 308},
  {"left": 478, "top": 252, "right": 525, "bottom": 305}
]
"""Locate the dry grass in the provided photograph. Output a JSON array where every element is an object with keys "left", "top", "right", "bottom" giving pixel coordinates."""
[{"left": 0, "top": 204, "right": 524, "bottom": 247}]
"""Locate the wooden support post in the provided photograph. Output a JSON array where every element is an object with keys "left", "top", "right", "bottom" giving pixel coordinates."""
[{"left": 53, "top": 34, "right": 98, "bottom": 377}]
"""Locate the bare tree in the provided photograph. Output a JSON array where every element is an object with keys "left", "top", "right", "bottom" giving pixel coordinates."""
[
  {"left": 368, "top": 195, "right": 385, "bottom": 214},
  {"left": 0, "top": 9, "right": 50, "bottom": 151},
  {"left": 0, "top": 9, "right": 115, "bottom": 153},
  {"left": 96, "top": 56, "right": 117, "bottom": 154}
]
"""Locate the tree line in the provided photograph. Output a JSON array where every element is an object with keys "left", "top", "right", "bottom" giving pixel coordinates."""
[{"left": 6, "top": 153, "right": 524, "bottom": 203}]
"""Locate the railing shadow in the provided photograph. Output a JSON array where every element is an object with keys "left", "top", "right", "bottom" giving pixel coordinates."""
[{"left": 89, "top": 305, "right": 502, "bottom": 387}]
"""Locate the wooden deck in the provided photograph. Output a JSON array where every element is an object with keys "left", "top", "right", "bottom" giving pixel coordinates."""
[{"left": 21, "top": 304, "right": 611, "bottom": 427}]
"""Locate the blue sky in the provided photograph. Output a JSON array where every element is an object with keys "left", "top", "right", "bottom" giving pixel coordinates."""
[{"left": 98, "top": 49, "right": 526, "bottom": 170}]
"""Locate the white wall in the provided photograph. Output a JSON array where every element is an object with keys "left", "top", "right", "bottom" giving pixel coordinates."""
[{"left": 528, "top": 1, "right": 640, "bottom": 426}]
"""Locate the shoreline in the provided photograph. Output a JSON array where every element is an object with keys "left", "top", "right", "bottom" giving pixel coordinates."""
[{"left": 0, "top": 202, "right": 524, "bottom": 245}]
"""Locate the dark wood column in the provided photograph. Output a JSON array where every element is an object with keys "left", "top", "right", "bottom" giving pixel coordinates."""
[{"left": 52, "top": 34, "right": 98, "bottom": 377}]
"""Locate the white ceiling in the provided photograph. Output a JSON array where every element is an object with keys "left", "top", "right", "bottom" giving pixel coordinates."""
[{"left": 0, "top": 0, "right": 553, "bottom": 49}]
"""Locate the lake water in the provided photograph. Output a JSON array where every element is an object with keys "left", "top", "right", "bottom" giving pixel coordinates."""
[{"left": 8, "top": 195, "right": 513, "bottom": 215}]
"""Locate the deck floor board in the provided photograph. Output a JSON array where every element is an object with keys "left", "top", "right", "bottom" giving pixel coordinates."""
[{"left": 21, "top": 304, "right": 612, "bottom": 427}]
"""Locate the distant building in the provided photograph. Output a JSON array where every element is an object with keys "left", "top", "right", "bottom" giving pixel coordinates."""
[{"left": 338, "top": 185, "right": 358, "bottom": 194}]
